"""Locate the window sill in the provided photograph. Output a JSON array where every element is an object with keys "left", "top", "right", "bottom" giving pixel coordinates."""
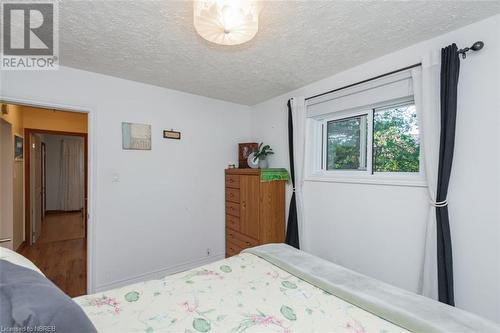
[{"left": 304, "top": 173, "right": 427, "bottom": 188}]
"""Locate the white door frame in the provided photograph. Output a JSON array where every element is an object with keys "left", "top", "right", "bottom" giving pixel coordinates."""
[
  {"left": 0, "top": 96, "right": 96, "bottom": 294},
  {"left": 0, "top": 119, "right": 14, "bottom": 250}
]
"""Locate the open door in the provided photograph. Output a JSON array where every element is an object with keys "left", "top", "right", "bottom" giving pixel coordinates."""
[
  {"left": 30, "top": 134, "right": 43, "bottom": 244},
  {"left": 0, "top": 120, "right": 14, "bottom": 249}
]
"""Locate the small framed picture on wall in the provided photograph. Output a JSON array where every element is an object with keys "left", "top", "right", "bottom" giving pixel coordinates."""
[
  {"left": 14, "top": 135, "right": 23, "bottom": 161},
  {"left": 122, "top": 122, "right": 152, "bottom": 150}
]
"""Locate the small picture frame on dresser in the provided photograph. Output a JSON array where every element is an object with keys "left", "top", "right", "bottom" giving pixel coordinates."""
[{"left": 238, "top": 142, "right": 257, "bottom": 168}]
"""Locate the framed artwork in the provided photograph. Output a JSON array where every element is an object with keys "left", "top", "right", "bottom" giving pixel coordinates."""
[
  {"left": 122, "top": 122, "right": 152, "bottom": 150},
  {"left": 14, "top": 135, "right": 23, "bottom": 161},
  {"left": 238, "top": 142, "right": 257, "bottom": 168},
  {"left": 163, "top": 130, "right": 181, "bottom": 140}
]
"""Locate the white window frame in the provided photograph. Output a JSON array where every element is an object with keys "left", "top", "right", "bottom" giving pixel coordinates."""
[{"left": 305, "top": 97, "right": 426, "bottom": 187}]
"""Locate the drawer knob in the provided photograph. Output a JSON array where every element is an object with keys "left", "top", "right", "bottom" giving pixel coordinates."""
[{"left": 246, "top": 241, "right": 251, "bottom": 246}]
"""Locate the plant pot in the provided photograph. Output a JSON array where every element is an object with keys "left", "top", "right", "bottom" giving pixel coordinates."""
[
  {"left": 258, "top": 158, "right": 268, "bottom": 169},
  {"left": 247, "top": 153, "right": 259, "bottom": 169}
]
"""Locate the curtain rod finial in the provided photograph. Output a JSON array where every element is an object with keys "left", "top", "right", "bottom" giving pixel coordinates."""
[
  {"left": 458, "top": 41, "right": 484, "bottom": 59},
  {"left": 471, "top": 41, "right": 484, "bottom": 51}
]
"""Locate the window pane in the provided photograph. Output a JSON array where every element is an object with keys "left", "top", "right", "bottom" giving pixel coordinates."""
[
  {"left": 373, "top": 103, "right": 419, "bottom": 172},
  {"left": 326, "top": 115, "right": 367, "bottom": 170}
]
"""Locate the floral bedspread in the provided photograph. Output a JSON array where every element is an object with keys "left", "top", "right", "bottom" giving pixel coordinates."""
[{"left": 75, "top": 253, "right": 409, "bottom": 333}]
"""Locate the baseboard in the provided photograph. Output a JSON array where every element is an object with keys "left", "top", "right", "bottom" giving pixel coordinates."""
[
  {"left": 94, "top": 253, "right": 225, "bottom": 293},
  {"left": 46, "top": 210, "right": 82, "bottom": 214},
  {"left": 16, "top": 241, "right": 27, "bottom": 253}
]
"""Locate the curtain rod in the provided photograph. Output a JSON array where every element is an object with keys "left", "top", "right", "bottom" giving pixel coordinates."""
[
  {"left": 305, "top": 63, "right": 421, "bottom": 101},
  {"left": 305, "top": 40, "right": 485, "bottom": 101},
  {"left": 457, "top": 41, "right": 484, "bottom": 59}
]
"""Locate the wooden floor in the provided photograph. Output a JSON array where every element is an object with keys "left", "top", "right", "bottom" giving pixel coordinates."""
[{"left": 19, "top": 212, "right": 87, "bottom": 297}]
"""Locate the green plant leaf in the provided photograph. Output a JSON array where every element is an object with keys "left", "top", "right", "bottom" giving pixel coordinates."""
[
  {"left": 219, "top": 265, "right": 232, "bottom": 273},
  {"left": 280, "top": 305, "right": 297, "bottom": 321},
  {"left": 281, "top": 281, "right": 297, "bottom": 289},
  {"left": 192, "top": 318, "right": 211, "bottom": 332},
  {"left": 124, "top": 291, "right": 140, "bottom": 302}
]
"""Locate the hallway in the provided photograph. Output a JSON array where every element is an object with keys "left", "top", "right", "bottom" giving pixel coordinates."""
[{"left": 19, "top": 212, "right": 86, "bottom": 297}]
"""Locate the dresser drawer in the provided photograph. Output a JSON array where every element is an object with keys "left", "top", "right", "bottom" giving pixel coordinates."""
[
  {"left": 226, "top": 228, "right": 259, "bottom": 250},
  {"left": 225, "top": 240, "right": 242, "bottom": 258},
  {"left": 225, "top": 174, "right": 240, "bottom": 188},
  {"left": 226, "top": 214, "right": 240, "bottom": 231},
  {"left": 225, "top": 201, "right": 240, "bottom": 217},
  {"left": 225, "top": 188, "right": 240, "bottom": 203}
]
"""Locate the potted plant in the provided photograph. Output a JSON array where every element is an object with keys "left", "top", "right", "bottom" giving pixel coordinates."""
[{"left": 253, "top": 142, "right": 274, "bottom": 168}]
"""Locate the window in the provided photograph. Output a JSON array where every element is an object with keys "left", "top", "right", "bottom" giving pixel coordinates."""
[
  {"left": 326, "top": 115, "right": 367, "bottom": 171},
  {"left": 373, "top": 103, "right": 419, "bottom": 173},
  {"left": 310, "top": 99, "right": 422, "bottom": 184}
]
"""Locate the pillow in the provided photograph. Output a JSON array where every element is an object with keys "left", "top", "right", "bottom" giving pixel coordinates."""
[
  {"left": 0, "top": 260, "right": 97, "bottom": 333},
  {"left": 0, "top": 247, "right": 44, "bottom": 275}
]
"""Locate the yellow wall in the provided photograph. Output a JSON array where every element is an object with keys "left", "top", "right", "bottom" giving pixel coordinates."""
[
  {"left": 0, "top": 104, "right": 24, "bottom": 136},
  {"left": 21, "top": 106, "right": 88, "bottom": 133},
  {"left": 1, "top": 103, "right": 87, "bottom": 134}
]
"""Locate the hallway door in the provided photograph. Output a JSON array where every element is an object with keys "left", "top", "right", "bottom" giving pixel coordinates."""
[
  {"left": 30, "top": 134, "right": 43, "bottom": 244},
  {"left": 0, "top": 120, "right": 14, "bottom": 249}
]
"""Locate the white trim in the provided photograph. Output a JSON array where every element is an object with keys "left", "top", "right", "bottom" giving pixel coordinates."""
[
  {"left": 307, "top": 71, "right": 414, "bottom": 118},
  {"left": 0, "top": 95, "right": 97, "bottom": 294},
  {"left": 305, "top": 173, "right": 427, "bottom": 187},
  {"left": 307, "top": 70, "right": 413, "bottom": 107},
  {"left": 94, "top": 253, "right": 225, "bottom": 293}
]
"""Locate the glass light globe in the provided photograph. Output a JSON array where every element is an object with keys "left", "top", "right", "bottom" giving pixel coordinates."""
[{"left": 193, "top": 0, "right": 259, "bottom": 46}]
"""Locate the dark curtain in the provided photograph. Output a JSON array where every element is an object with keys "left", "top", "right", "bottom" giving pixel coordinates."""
[
  {"left": 436, "top": 44, "right": 460, "bottom": 306},
  {"left": 285, "top": 99, "right": 300, "bottom": 249}
]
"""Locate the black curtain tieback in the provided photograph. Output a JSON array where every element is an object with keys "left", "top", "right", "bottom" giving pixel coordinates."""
[{"left": 430, "top": 199, "right": 448, "bottom": 208}]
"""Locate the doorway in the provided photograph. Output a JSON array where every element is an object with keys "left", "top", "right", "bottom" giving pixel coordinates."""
[
  {"left": 22, "top": 128, "right": 88, "bottom": 296},
  {"left": 1, "top": 101, "right": 92, "bottom": 296},
  {"left": 25, "top": 130, "right": 87, "bottom": 244}
]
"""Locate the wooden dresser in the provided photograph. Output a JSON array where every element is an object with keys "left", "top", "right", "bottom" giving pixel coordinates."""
[{"left": 225, "top": 168, "right": 285, "bottom": 257}]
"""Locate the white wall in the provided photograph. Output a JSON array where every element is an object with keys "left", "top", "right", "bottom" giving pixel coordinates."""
[
  {"left": 250, "top": 15, "right": 500, "bottom": 322},
  {"left": 1, "top": 66, "right": 252, "bottom": 291}
]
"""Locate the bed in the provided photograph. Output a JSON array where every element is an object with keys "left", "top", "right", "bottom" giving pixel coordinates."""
[{"left": 2, "top": 244, "right": 499, "bottom": 333}]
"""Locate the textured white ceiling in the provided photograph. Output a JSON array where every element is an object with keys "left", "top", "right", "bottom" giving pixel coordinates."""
[{"left": 59, "top": 1, "right": 500, "bottom": 105}]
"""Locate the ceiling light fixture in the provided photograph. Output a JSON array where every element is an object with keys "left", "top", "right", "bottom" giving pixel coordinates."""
[{"left": 193, "top": 0, "right": 259, "bottom": 46}]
